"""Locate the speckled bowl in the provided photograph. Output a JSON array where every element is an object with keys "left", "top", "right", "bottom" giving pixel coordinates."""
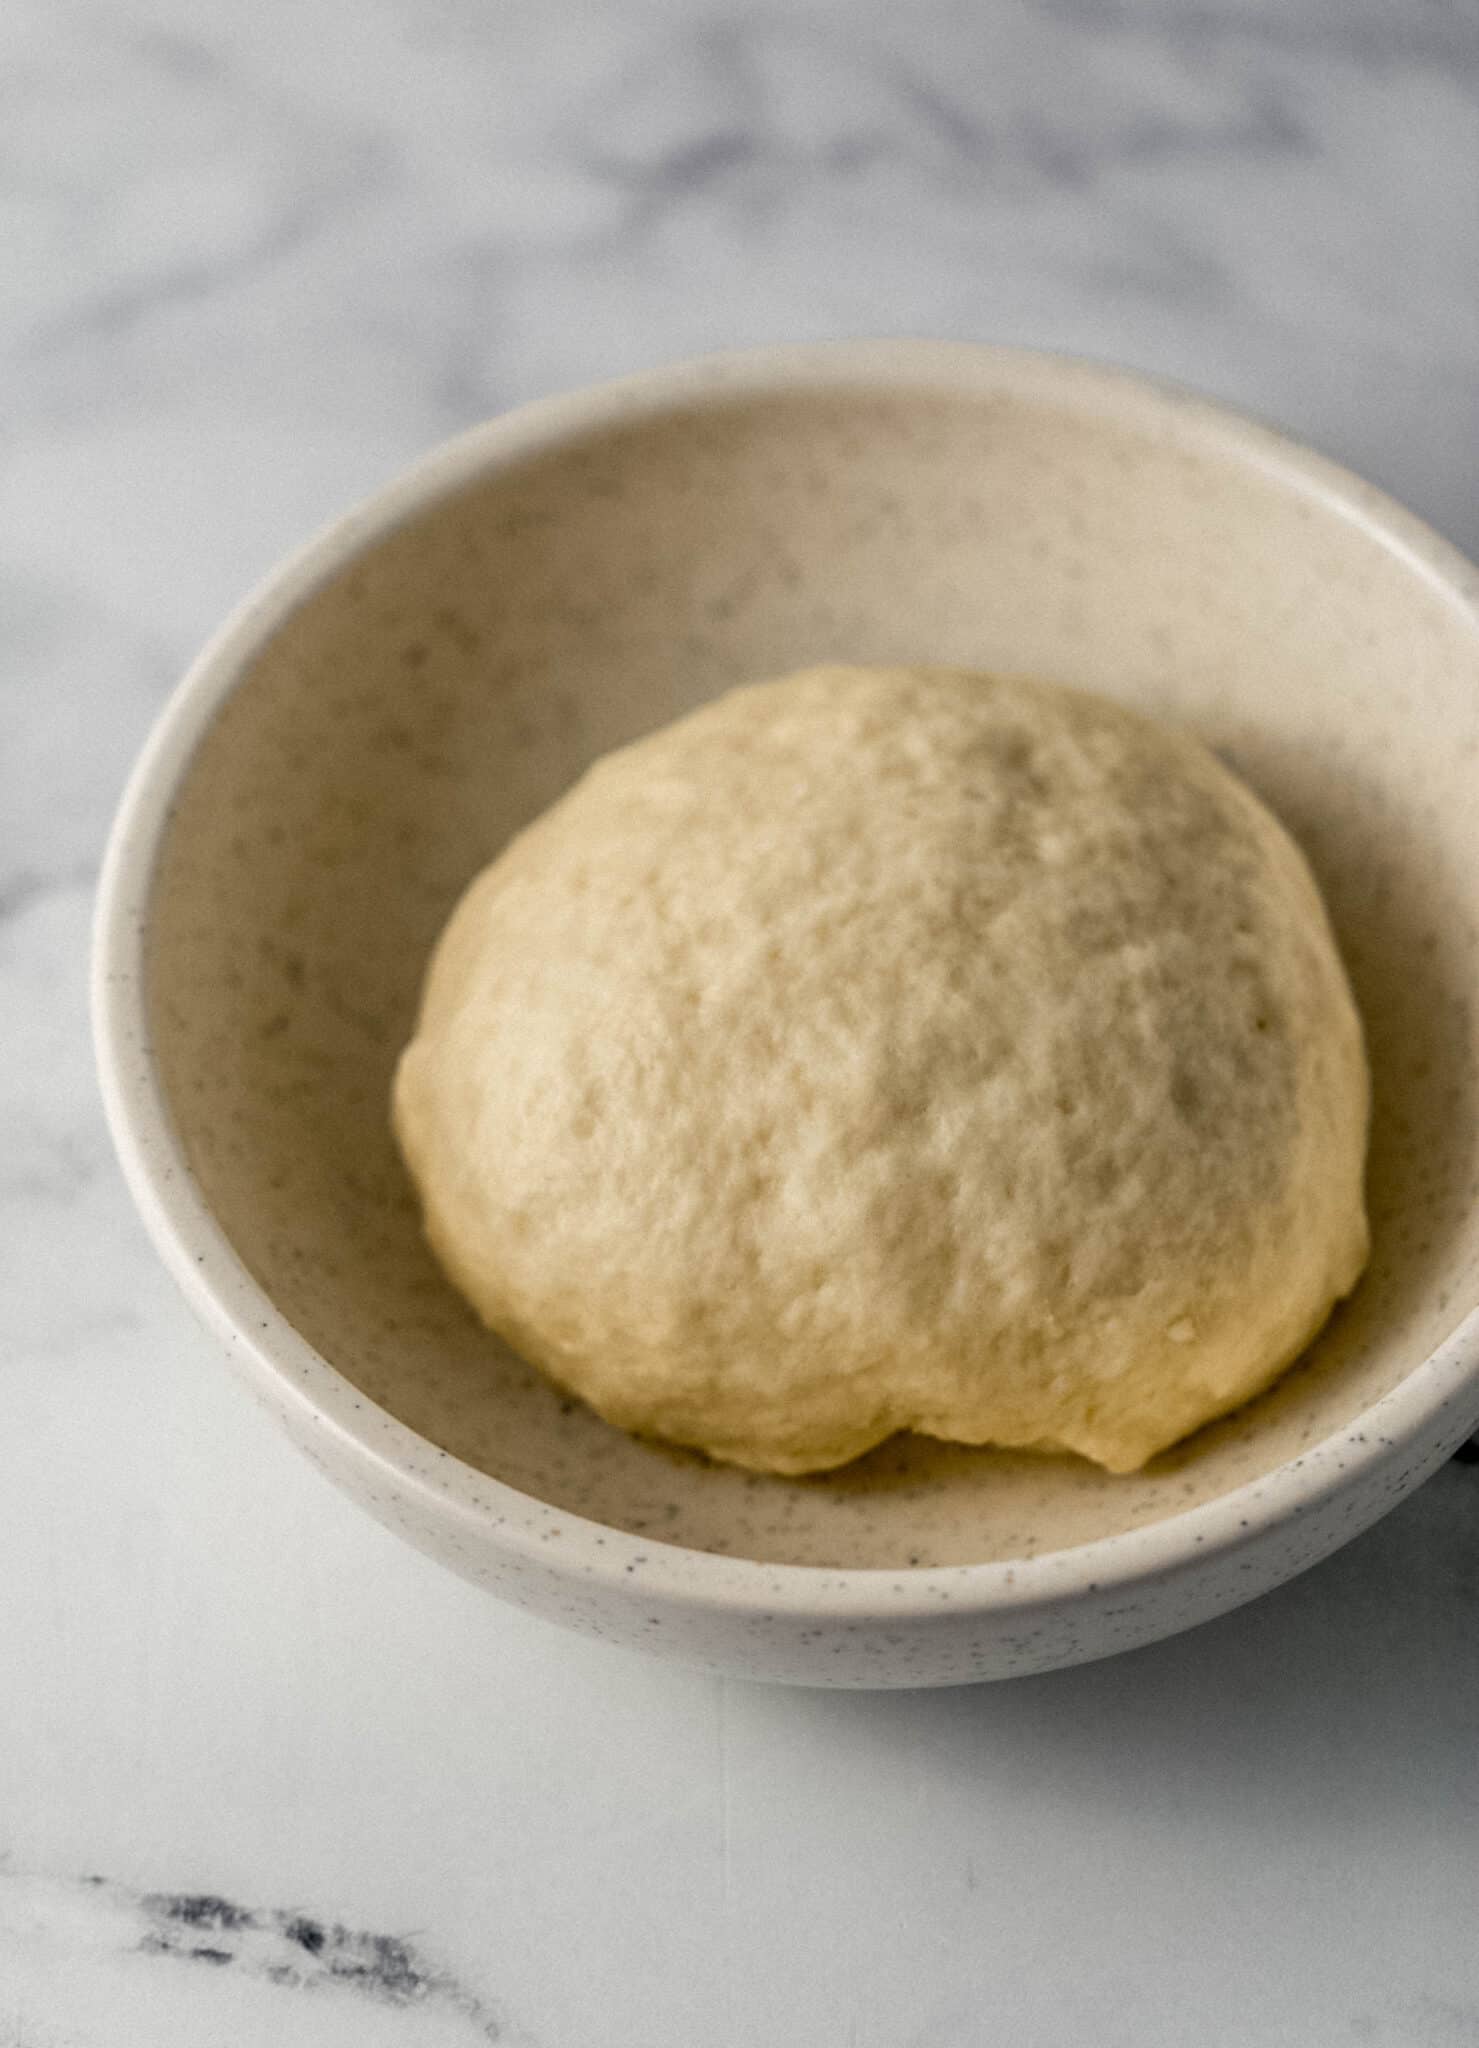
[{"left": 94, "top": 343, "right": 1479, "bottom": 1686}]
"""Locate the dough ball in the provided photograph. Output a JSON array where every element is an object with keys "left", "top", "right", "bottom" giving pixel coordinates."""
[{"left": 393, "top": 665, "right": 1369, "bottom": 1474}]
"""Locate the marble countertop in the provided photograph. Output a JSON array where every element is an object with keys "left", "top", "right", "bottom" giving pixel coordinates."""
[{"left": 4, "top": 1, "right": 1478, "bottom": 2040}]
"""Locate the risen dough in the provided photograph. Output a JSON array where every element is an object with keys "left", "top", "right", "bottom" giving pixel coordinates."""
[{"left": 393, "top": 665, "right": 1369, "bottom": 1474}]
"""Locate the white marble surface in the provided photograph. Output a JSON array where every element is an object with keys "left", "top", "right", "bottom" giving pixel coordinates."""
[{"left": 3, "top": 0, "right": 1478, "bottom": 2040}]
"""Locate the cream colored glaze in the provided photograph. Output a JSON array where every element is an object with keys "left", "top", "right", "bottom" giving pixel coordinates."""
[{"left": 145, "top": 380, "right": 1479, "bottom": 1569}]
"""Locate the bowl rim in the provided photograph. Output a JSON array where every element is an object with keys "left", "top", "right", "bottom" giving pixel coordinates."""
[{"left": 93, "top": 338, "right": 1479, "bottom": 1621}]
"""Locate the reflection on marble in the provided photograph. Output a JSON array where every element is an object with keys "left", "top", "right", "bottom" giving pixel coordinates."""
[{"left": 2, "top": 0, "right": 1477, "bottom": 2043}]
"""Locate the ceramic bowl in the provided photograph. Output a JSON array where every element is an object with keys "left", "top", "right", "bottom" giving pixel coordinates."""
[{"left": 94, "top": 343, "right": 1479, "bottom": 1686}]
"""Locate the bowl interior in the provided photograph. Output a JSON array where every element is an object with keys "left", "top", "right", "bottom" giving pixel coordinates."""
[{"left": 145, "top": 371, "right": 1479, "bottom": 1568}]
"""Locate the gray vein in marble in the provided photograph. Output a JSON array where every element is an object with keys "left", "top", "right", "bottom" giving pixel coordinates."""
[
  {"left": 0, "top": 1871, "right": 515, "bottom": 2041},
  {"left": 1040, "top": 0, "right": 1479, "bottom": 72},
  {"left": 0, "top": 866, "right": 97, "bottom": 929},
  {"left": 1, "top": 4, "right": 397, "bottom": 437},
  {"left": 5, "top": 0, "right": 1473, "bottom": 465},
  {"left": 568, "top": 14, "right": 1316, "bottom": 208}
]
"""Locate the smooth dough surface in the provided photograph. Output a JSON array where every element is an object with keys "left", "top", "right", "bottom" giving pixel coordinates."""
[{"left": 393, "top": 665, "right": 1369, "bottom": 1475}]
